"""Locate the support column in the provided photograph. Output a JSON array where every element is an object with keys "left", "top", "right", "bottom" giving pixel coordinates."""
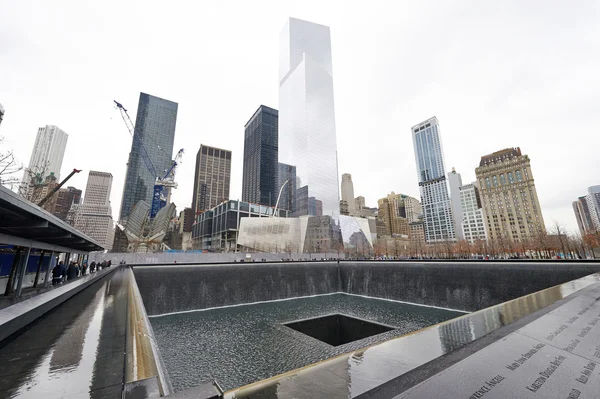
[
  {"left": 4, "top": 247, "right": 21, "bottom": 296},
  {"left": 15, "top": 247, "right": 32, "bottom": 298},
  {"left": 43, "top": 251, "right": 55, "bottom": 286},
  {"left": 33, "top": 250, "right": 45, "bottom": 288}
]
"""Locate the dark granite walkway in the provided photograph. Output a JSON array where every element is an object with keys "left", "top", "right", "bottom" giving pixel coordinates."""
[{"left": 0, "top": 268, "right": 129, "bottom": 398}]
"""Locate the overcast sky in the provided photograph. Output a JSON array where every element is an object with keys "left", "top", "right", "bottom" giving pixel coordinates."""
[{"left": 1, "top": 0, "right": 599, "bottom": 234}]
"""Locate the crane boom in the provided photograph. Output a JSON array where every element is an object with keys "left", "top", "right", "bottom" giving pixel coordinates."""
[
  {"left": 38, "top": 169, "right": 82, "bottom": 207},
  {"left": 114, "top": 100, "right": 157, "bottom": 178}
]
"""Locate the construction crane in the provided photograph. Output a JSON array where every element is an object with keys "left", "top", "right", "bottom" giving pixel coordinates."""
[
  {"left": 38, "top": 168, "right": 81, "bottom": 207},
  {"left": 114, "top": 100, "right": 183, "bottom": 218}
]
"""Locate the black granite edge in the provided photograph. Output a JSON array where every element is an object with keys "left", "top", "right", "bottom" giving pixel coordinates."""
[
  {"left": 355, "top": 284, "right": 597, "bottom": 399},
  {"left": 127, "top": 259, "right": 600, "bottom": 267},
  {"left": 126, "top": 267, "right": 174, "bottom": 396},
  {"left": 130, "top": 261, "right": 340, "bottom": 268},
  {"left": 0, "top": 266, "right": 120, "bottom": 343}
]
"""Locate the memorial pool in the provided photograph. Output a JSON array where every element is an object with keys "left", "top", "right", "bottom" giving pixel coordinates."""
[{"left": 150, "top": 293, "right": 464, "bottom": 391}]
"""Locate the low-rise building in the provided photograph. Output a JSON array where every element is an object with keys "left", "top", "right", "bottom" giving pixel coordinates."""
[{"left": 192, "top": 200, "right": 290, "bottom": 252}]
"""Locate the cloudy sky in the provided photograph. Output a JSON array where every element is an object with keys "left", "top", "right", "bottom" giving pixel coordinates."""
[{"left": 1, "top": 0, "right": 598, "bottom": 233}]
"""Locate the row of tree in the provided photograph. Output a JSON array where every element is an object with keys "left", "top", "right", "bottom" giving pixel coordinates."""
[{"left": 371, "top": 221, "right": 600, "bottom": 260}]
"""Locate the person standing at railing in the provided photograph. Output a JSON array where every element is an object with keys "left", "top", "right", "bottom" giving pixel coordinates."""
[{"left": 52, "top": 261, "right": 65, "bottom": 285}]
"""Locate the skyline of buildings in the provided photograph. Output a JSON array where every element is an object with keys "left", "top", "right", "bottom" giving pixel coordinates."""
[
  {"left": 242, "top": 105, "right": 279, "bottom": 207},
  {"left": 119, "top": 92, "right": 178, "bottom": 222},
  {"left": 412, "top": 117, "right": 456, "bottom": 243},
  {"left": 191, "top": 144, "right": 232, "bottom": 215},
  {"left": 279, "top": 17, "right": 340, "bottom": 217},
  {"left": 5, "top": 15, "right": 596, "bottom": 254}
]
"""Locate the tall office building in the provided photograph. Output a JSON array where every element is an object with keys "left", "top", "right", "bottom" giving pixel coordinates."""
[
  {"left": 459, "top": 183, "right": 488, "bottom": 243},
  {"left": 448, "top": 168, "right": 488, "bottom": 243},
  {"left": 341, "top": 174, "right": 355, "bottom": 211},
  {"left": 475, "top": 147, "right": 546, "bottom": 242},
  {"left": 242, "top": 105, "right": 279, "bottom": 206},
  {"left": 22, "top": 125, "right": 68, "bottom": 189},
  {"left": 71, "top": 171, "right": 115, "bottom": 250},
  {"left": 278, "top": 162, "right": 297, "bottom": 213},
  {"left": 412, "top": 117, "right": 455, "bottom": 243},
  {"left": 192, "top": 145, "right": 232, "bottom": 215},
  {"left": 574, "top": 186, "right": 600, "bottom": 234},
  {"left": 279, "top": 17, "right": 339, "bottom": 216},
  {"left": 448, "top": 169, "right": 464, "bottom": 241},
  {"left": 119, "top": 92, "right": 178, "bottom": 222}
]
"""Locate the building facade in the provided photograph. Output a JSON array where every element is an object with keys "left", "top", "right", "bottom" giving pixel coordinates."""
[
  {"left": 341, "top": 174, "right": 355, "bottom": 212},
  {"left": 447, "top": 169, "right": 465, "bottom": 241},
  {"left": 475, "top": 147, "right": 546, "bottom": 243},
  {"left": 71, "top": 171, "right": 115, "bottom": 250},
  {"left": 459, "top": 183, "right": 488, "bottom": 243},
  {"left": 192, "top": 145, "right": 232, "bottom": 215},
  {"left": 22, "top": 125, "right": 68, "bottom": 189},
  {"left": 242, "top": 105, "right": 279, "bottom": 206},
  {"left": 278, "top": 162, "right": 296, "bottom": 213},
  {"left": 192, "top": 199, "right": 290, "bottom": 252},
  {"left": 412, "top": 117, "right": 455, "bottom": 243},
  {"left": 54, "top": 186, "right": 82, "bottom": 221},
  {"left": 377, "top": 192, "right": 422, "bottom": 238},
  {"left": 574, "top": 185, "right": 600, "bottom": 234},
  {"left": 119, "top": 92, "right": 178, "bottom": 222},
  {"left": 279, "top": 17, "right": 339, "bottom": 216},
  {"left": 573, "top": 197, "right": 593, "bottom": 235}
]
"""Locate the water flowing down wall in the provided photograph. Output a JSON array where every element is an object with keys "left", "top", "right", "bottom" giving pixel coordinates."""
[
  {"left": 133, "top": 263, "right": 340, "bottom": 316},
  {"left": 339, "top": 261, "right": 600, "bottom": 312},
  {"left": 133, "top": 261, "right": 600, "bottom": 316}
]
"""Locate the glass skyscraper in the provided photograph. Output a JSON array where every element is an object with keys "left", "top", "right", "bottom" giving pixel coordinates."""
[
  {"left": 279, "top": 17, "right": 339, "bottom": 216},
  {"left": 412, "top": 116, "right": 455, "bottom": 243},
  {"left": 242, "top": 105, "right": 278, "bottom": 206},
  {"left": 119, "top": 92, "right": 178, "bottom": 222}
]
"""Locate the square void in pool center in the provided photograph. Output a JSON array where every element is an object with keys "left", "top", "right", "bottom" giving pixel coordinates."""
[{"left": 284, "top": 313, "right": 395, "bottom": 346}]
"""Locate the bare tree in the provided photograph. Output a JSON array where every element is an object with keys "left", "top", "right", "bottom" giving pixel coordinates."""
[
  {"left": 0, "top": 137, "right": 24, "bottom": 188},
  {"left": 551, "top": 221, "right": 568, "bottom": 258}
]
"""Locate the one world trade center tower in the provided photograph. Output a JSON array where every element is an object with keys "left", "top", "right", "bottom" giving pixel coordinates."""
[{"left": 279, "top": 18, "right": 339, "bottom": 217}]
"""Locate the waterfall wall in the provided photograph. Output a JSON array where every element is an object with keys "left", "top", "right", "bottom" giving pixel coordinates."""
[{"left": 132, "top": 261, "right": 600, "bottom": 315}]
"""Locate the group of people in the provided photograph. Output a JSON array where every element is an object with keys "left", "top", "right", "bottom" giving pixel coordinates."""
[{"left": 51, "top": 259, "right": 112, "bottom": 285}]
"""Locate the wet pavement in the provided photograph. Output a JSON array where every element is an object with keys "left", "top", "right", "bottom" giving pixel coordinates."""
[{"left": 0, "top": 268, "right": 129, "bottom": 398}]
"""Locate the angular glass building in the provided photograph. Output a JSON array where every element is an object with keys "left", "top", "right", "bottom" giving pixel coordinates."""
[
  {"left": 242, "top": 105, "right": 279, "bottom": 207},
  {"left": 237, "top": 214, "right": 374, "bottom": 254},
  {"left": 412, "top": 117, "right": 455, "bottom": 243},
  {"left": 279, "top": 17, "right": 339, "bottom": 217},
  {"left": 119, "top": 93, "right": 178, "bottom": 222}
]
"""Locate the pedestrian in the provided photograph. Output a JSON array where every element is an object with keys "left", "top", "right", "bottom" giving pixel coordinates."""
[
  {"left": 52, "top": 261, "right": 65, "bottom": 285},
  {"left": 90, "top": 261, "right": 96, "bottom": 273},
  {"left": 67, "top": 262, "right": 79, "bottom": 281},
  {"left": 82, "top": 261, "right": 88, "bottom": 276},
  {"left": 106, "top": 260, "right": 112, "bottom": 267},
  {"left": 62, "top": 263, "right": 68, "bottom": 282}
]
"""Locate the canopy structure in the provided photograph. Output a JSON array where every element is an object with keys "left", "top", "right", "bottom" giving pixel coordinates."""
[{"left": 0, "top": 185, "right": 104, "bottom": 253}]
